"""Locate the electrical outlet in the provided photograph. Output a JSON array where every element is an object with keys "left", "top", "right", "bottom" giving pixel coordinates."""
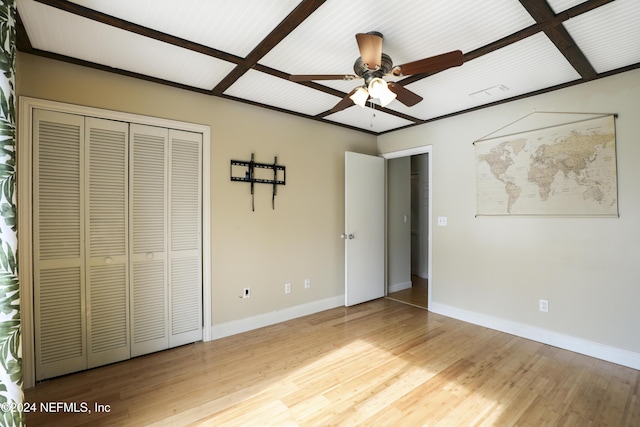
[
  {"left": 285, "top": 283, "right": 291, "bottom": 294},
  {"left": 243, "top": 287, "right": 250, "bottom": 299},
  {"left": 304, "top": 278, "right": 311, "bottom": 289},
  {"left": 437, "top": 216, "right": 448, "bottom": 226},
  {"left": 539, "top": 299, "right": 549, "bottom": 312}
]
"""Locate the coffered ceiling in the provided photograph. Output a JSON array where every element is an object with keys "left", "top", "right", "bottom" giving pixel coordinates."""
[{"left": 16, "top": 0, "right": 640, "bottom": 134}]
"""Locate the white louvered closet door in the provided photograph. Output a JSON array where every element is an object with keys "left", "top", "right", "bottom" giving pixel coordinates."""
[
  {"left": 130, "top": 124, "right": 169, "bottom": 357},
  {"left": 168, "top": 130, "right": 203, "bottom": 347},
  {"left": 33, "top": 109, "right": 87, "bottom": 380},
  {"left": 85, "top": 118, "right": 130, "bottom": 368}
]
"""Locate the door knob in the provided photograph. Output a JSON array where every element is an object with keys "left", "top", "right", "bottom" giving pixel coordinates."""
[
  {"left": 348, "top": 234, "right": 355, "bottom": 240},
  {"left": 341, "top": 233, "right": 355, "bottom": 240}
]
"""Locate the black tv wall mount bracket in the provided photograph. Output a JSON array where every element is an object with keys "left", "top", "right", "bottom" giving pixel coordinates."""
[{"left": 230, "top": 153, "right": 286, "bottom": 211}]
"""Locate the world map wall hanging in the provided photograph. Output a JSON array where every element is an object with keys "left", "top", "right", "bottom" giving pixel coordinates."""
[{"left": 474, "top": 114, "right": 618, "bottom": 217}]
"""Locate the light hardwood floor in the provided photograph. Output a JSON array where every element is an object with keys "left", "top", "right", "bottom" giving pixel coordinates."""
[
  {"left": 386, "top": 275, "right": 428, "bottom": 309},
  {"left": 26, "top": 299, "right": 639, "bottom": 426}
]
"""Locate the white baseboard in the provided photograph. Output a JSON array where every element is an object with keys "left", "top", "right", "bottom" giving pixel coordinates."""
[
  {"left": 210, "top": 296, "right": 344, "bottom": 340},
  {"left": 430, "top": 302, "right": 640, "bottom": 371},
  {"left": 388, "top": 281, "right": 412, "bottom": 293}
]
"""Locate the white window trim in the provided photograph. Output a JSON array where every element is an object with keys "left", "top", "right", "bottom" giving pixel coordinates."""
[{"left": 18, "top": 96, "right": 212, "bottom": 388}]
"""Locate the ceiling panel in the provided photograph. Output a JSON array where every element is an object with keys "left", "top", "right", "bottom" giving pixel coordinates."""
[
  {"left": 395, "top": 33, "right": 581, "bottom": 121},
  {"left": 224, "top": 70, "right": 340, "bottom": 116},
  {"left": 563, "top": 0, "right": 640, "bottom": 73},
  {"left": 67, "top": 0, "right": 301, "bottom": 57},
  {"left": 261, "top": 0, "right": 535, "bottom": 76},
  {"left": 18, "top": 0, "right": 236, "bottom": 90},
  {"left": 547, "top": 0, "right": 589, "bottom": 14},
  {"left": 325, "top": 105, "right": 415, "bottom": 134}
]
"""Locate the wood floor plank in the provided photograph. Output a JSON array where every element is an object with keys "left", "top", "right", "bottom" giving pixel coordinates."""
[{"left": 25, "top": 299, "right": 640, "bottom": 426}]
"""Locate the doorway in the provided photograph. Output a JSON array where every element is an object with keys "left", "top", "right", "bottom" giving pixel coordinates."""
[{"left": 382, "top": 146, "right": 432, "bottom": 310}]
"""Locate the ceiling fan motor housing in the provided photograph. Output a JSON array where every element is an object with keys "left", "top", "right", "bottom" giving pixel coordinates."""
[{"left": 353, "top": 52, "right": 393, "bottom": 85}]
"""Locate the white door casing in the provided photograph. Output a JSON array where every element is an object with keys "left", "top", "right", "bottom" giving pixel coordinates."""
[{"left": 381, "top": 145, "right": 433, "bottom": 306}]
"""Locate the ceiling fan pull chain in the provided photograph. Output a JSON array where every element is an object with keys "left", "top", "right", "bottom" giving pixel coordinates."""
[{"left": 370, "top": 108, "right": 376, "bottom": 128}]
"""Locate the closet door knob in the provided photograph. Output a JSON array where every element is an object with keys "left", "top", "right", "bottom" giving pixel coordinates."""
[
  {"left": 104, "top": 257, "right": 113, "bottom": 264},
  {"left": 146, "top": 252, "right": 154, "bottom": 260}
]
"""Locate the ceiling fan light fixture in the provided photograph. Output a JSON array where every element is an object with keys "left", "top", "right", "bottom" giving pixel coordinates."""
[
  {"left": 378, "top": 87, "right": 397, "bottom": 107},
  {"left": 350, "top": 86, "right": 369, "bottom": 107},
  {"left": 367, "top": 77, "right": 386, "bottom": 98},
  {"left": 368, "top": 77, "right": 396, "bottom": 107}
]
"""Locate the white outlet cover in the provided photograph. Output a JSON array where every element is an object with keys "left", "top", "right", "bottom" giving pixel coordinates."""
[
  {"left": 437, "top": 216, "right": 448, "bottom": 226},
  {"left": 539, "top": 299, "right": 549, "bottom": 312}
]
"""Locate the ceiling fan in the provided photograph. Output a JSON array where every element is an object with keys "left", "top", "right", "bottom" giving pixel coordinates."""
[{"left": 289, "top": 31, "right": 464, "bottom": 113}]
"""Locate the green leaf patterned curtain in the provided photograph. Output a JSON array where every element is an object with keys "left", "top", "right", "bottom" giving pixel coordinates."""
[{"left": 0, "top": 1, "right": 22, "bottom": 426}]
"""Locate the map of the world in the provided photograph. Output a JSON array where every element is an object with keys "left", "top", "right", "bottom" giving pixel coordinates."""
[{"left": 475, "top": 115, "right": 618, "bottom": 216}]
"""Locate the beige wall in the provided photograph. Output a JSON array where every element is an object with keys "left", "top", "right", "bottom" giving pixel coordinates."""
[
  {"left": 16, "top": 53, "right": 377, "bottom": 327},
  {"left": 378, "top": 68, "right": 640, "bottom": 354}
]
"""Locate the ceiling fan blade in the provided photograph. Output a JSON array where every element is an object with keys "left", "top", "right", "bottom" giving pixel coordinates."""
[
  {"left": 393, "top": 50, "right": 464, "bottom": 76},
  {"left": 356, "top": 32, "right": 383, "bottom": 70},
  {"left": 387, "top": 83, "right": 423, "bottom": 107},
  {"left": 290, "top": 74, "right": 358, "bottom": 82},
  {"left": 328, "top": 88, "right": 359, "bottom": 114}
]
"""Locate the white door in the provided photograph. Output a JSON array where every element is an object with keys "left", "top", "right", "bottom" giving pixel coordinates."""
[
  {"left": 130, "top": 124, "right": 169, "bottom": 357},
  {"left": 33, "top": 109, "right": 87, "bottom": 380},
  {"left": 129, "top": 125, "right": 204, "bottom": 356},
  {"left": 168, "top": 129, "right": 203, "bottom": 347},
  {"left": 85, "top": 117, "right": 131, "bottom": 368},
  {"left": 344, "top": 152, "right": 385, "bottom": 306}
]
